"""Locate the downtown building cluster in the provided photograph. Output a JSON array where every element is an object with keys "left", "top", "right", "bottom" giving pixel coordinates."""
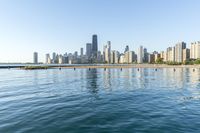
[{"left": 33, "top": 35, "right": 200, "bottom": 64}]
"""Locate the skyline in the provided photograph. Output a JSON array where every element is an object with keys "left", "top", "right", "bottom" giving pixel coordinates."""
[
  {"left": 1, "top": 0, "right": 200, "bottom": 62},
  {"left": 34, "top": 34, "right": 199, "bottom": 65}
]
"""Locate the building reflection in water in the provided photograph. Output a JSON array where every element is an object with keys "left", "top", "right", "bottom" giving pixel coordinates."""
[
  {"left": 103, "top": 69, "right": 112, "bottom": 90},
  {"left": 135, "top": 68, "right": 146, "bottom": 89},
  {"left": 52, "top": 69, "right": 59, "bottom": 83},
  {"left": 122, "top": 68, "right": 132, "bottom": 90},
  {"left": 86, "top": 68, "right": 99, "bottom": 95},
  {"left": 188, "top": 68, "right": 200, "bottom": 88},
  {"left": 33, "top": 70, "right": 39, "bottom": 85},
  {"left": 162, "top": 68, "right": 184, "bottom": 89}
]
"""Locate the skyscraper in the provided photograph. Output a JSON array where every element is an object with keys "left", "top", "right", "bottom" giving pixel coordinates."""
[
  {"left": 175, "top": 42, "right": 186, "bottom": 63},
  {"left": 92, "top": 34, "right": 98, "bottom": 58},
  {"left": 86, "top": 43, "right": 92, "bottom": 57},
  {"left": 119, "top": 54, "right": 125, "bottom": 64},
  {"left": 166, "top": 47, "right": 175, "bottom": 62},
  {"left": 97, "top": 51, "right": 102, "bottom": 62},
  {"left": 111, "top": 51, "right": 115, "bottom": 64},
  {"left": 33, "top": 52, "right": 38, "bottom": 64},
  {"left": 80, "top": 48, "right": 83, "bottom": 56},
  {"left": 104, "top": 41, "right": 111, "bottom": 63},
  {"left": 183, "top": 48, "right": 190, "bottom": 62},
  {"left": 114, "top": 51, "right": 120, "bottom": 64},
  {"left": 58, "top": 55, "right": 63, "bottom": 64},
  {"left": 128, "top": 51, "right": 135, "bottom": 63},
  {"left": 46, "top": 54, "right": 51, "bottom": 64},
  {"left": 52, "top": 52, "right": 56, "bottom": 63},
  {"left": 137, "top": 46, "right": 144, "bottom": 63},
  {"left": 124, "top": 51, "right": 129, "bottom": 63},
  {"left": 143, "top": 48, "right": 148, "bottom": 63},
  {"left": 124, "top": 45, "right": 129, "bottom": 53},
  {"left": 190, "top": 41, "right": 200, "bottom": 59},
  {"left": 74, "top": 51, "right": 78, "bottom": 59}
]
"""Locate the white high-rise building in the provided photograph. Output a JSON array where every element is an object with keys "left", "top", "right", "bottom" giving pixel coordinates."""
[
  {"left": 190, "top": 41, "right": 200, "bottom": 59},
  {"left": 33, "top": 52, "right": 38, "bottom": 64},
  {"left": 110, "top": 51, "right": 115, "bottom": 64},
  {"left": 124, "top": 51, "right": 129, "bottom": 63},
  {"left": 128, "top": 51, "right": 135, "bottom": 64},
  {"left": 137, "top": 46, "right": 144, "bottom": 63},
  {"left": 58, "top": 55, "right": 63, "bottom": 64},
  {"left": 52, "top": 52, "right": 56, "bottom": 63},
  {"left": 166, "top": 47, "right": 175, "bottom": 62},
  {"left": 175, "top": 42, "right": 186, "bottom": 63},
  {"left": 104, "top": 41, "right": 111, "bottom": 63},
  {"left": 114, "top": 51, "right": 120, "bottom": 64},
  {"left": 46, "top": 54, "right": 51, "bottom": 64},
  {"left": 119, "top": 54, "right": 125, "bottom": 64}
]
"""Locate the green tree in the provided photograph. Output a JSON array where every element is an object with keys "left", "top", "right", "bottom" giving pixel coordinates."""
[
  {"left": 194, "top": 58, "right": 200, "bottom": 64},
  {"left": 156, "top": 57, "right": 164, "bottom": 64}
]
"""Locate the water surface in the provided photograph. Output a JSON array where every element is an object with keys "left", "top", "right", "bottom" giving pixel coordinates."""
[{"left": 0, "top": 68, "right": 200, "bottom": 132}]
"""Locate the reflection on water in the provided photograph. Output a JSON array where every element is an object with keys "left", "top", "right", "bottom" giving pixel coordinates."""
[
  {"left": 0, "top": 68, "right": 200, "bottom": 133},
  {"left": 103, "top": 69, "right": 112, "bottom": 89},
  {"left": 86, "top": 69, "right": 98, "bottom": 95}
]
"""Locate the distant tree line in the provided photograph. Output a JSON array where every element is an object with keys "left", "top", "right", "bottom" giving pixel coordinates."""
[{"left": 154, "top": 58, "right": 200, "bottom": 65}]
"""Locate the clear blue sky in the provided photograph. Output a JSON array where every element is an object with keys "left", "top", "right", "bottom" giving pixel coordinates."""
[{"left": 0, "top": 0, "right": 200, "bottom": 63}]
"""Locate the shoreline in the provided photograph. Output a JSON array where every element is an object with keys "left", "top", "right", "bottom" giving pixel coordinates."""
[
  {"left": 0, "top": 64, "right": 200, "bottom": 69},
  {"left": 53, "top": 64, "right": 200, "bottom": 69}
]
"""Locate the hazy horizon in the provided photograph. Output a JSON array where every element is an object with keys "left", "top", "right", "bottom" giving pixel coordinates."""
[{"left": 0, "top": 0, "right": 200, "bottom": 63}]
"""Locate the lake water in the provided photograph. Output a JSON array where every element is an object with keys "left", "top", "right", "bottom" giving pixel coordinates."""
[{"left": 0, "top": 68, "right": 200, "bottom": 133}]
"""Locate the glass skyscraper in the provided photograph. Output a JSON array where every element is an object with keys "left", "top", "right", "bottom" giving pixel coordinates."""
[{"left": 92, "top": 34, "right": 98, "bottom": 58}]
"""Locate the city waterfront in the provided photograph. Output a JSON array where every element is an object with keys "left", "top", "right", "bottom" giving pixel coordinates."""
[{"left": 0, "top": 68, "right": 200, "bottom": 132}]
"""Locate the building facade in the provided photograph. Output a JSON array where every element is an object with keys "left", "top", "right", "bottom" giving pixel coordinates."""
[
  {"left": 175, "top": 42, "right": 186, "bottom": 63},
  {"left": 104, "top": 41, "right": 111, "bottom": 63},
  {"left": 86, "top": 43, "right": 92, "bottom": 58},
  {"left": 183, "top": 48, "right": 190, "bottom": 62},
  {"left": 92, "top": 34, "right": 98, "bottom": 58},
  {"left": 137, "top": 46, "right": 143, "bottom": 63},
  {"left": 190, "top": 41, "right": 200, "bottom": 59},
  {"left": 46, "top": 54, "right": 51, "bottom": 64}
]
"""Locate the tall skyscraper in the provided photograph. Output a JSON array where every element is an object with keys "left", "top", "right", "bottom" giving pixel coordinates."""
[
  {"left": 46, "top": 54, "right": 51, "bottom": 64},
  {"left": 124, "top": 51, "right": 129, "bottom": 63},
  {"left": 175, "top": 42, "right": 186, "bottom": 63},
  {"left": 114, "top": 51, "right": 120, "bottom": 64},
  {"left": 128, "top": 51, "right": 135, "bottom": 63},
  {"left": 119, "top": 54, "right": 125, "bottom": 64},
  {"left": 104, "top": 41, "right": 111, "bottom": 63},
  {"left": 33, "top": 52, "right": 38, "bottom": 64},
  {"left": 137, "top": 46, "right": 144, "bottom": 63},
  {"left": 110, "top": 51, "right": 115, "bottom": 64},
  {"left": 86, "top": 43, "right": 92, "bottom": 57},
  {"left": 52, "top": 52, "right": 56, "bottom": 63},
  {"left": 190, "top": 41, "right": 200, "bottom": 59},
  {"left": 74, "top": 51, "right": 78, "bottom": 59},
  {"left": 183, "top": 48, "right": 190, "bottom": 62},
  {"left": 143, "top": 48, "right": 148, "bottom": 63},
  {"left": 97, "top": 51, "right": 102, "bottom": 62},
  {"left": 166, "top": 47, "right": 175, "bottom": 62},
  {"left": 58, "top": 55, "right": 63, "bottom": 64},
  {"left": 92, "top": 34, "right": 98, "bottom": 58},
  {"left": 124, "top": 45, "right": 129, "bottom": 53},
  {"left": 80, "top": 48, "right": 83, "bottom": 56}
]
